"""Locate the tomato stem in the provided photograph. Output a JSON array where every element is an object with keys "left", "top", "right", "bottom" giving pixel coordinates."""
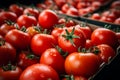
[
  {"left": 0, "top": 38, "right": 5, "bottom": 46},
  {"left": 2, "top": 63, "right": 16, "bottom": 71}
]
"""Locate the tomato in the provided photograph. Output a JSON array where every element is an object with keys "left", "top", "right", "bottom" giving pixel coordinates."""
[
  {"left": 0, "top": 22, "right": 15, "bottom": 37},
  {"left": 54, "top": 0, "right": 66, "bottom": 8},
  {"left": 97, "top": 44, "right": 116, "bottom": 63},
  {"left": 17, "top": 14, "right": 37, "bottom": 28},
  {"left": 26, "top": 26, "right": 40, "bottom": 37},
  {"left": 114, "top": 18, "right": 120, "bottom": 24},
  {"left": 40, "top": 48, "right": 65, "bottom": 74},
  {"left": 38, "top": 9, "right": 59, "bottom": 29},
  {"left": 65, "top": 52, "right": 101, "bottom": 77},
  {"left": 19, "top": 64, "right": 60, "bottom": 80},
  {"left": 9, "top": 4, "right": 24, "bottom": 17},
  {"left": 66, "top": 7, "right": 79, "bottom": 16},
  {"left": 85, "top": 39, "right": 94, "bottom": 49},
  {"left": 91, "top": 1, "right": 101, "bottom": 9},
  {"left": 5, "top": 29, "right": 31, "bottom": 50},
  {"left": 23, "top": 7, "right": 39, "bottom": 19},
  {"left": 31, "top": 33, "right": 57, "bottom": 56},
  {"left": 75, "top": 24, "right": 92, "bottom": 39},
  {"left": 17, "top": 51, "right": 39, "bottom": 70},
  {"left": 62, "top": 75, "right": 87, "bottom": 80},
  {"left": 111, "top": 0, "right": 120, "bottom": 9},
  {"left": 76, "top": 1, "right": 88, "bottom": 9},
  {"left": 51, "top": 27, "right": 64, "bottom": 43},
  {"left": 0, "top": 64, "right": 22, "bottom": 80},
  {"left": 61, "top": 3, "right": 71, "bottom": 13},
  {"left": 58, "top": 18, "right": 76, "bottom": 27},
  {"left": 91, "top": 28, "right": 119, "bottom": 49},
  {"left": 0, "top": 11, "right": 17, "bottom": 26},
  {"left": 58, "top": 27, "right": 86, "bottom": 54},
  {"left": 0, "top": 39, "right": 16, "bottom": 66},
  {"left": 91, "top": 13, "right": 101, "bottom": 20}
]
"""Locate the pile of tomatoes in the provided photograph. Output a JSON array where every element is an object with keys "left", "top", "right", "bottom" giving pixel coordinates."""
[
  {"left": 0, "top": 1, "right": 120, "bottom": 80},
  {"left": 90, "top": 0, "right": 120, "bottom": 25}
]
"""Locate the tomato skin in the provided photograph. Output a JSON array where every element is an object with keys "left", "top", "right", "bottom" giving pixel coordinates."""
[
  {"left": 0, "top": 23, "right": 15, "bottom": 37},
  {"left": 31, "top": 34, "right": 57, "bottom": 56},
  {"left": 0, "top": 42, "right": 16, "bottom": 66},
  {"left": 116, "top": 32, "right": 120, "bottom": 44},
  {"left": 5, "top": 29, "right": 31, "bottom": 50},
  {"left": 9, "top": 4, "right": 23, "bottom": 17},
  {"left": 17, "top": 14, "right": 37, "bottom": 28},
  {"left": 65, "top": 52, "right": 101, "bottom": 77},
  {"left": 91, "top": 28, "right": 119, "bottom": 49},
  {"left": 19, "top": 64, "right": 60, "bottom": 80},
  {"left": 0, "top": 66, "right": 22, "bottom": 80},
  {"left": 58, "top": 27, "right": 86, "bottom": 53},
  {"left": 97, "top": 44, "right": 116, "bottom": 63},
  {"left": 0, "top": 11, "right": 17, "bottom": 26},
  {"left": 17, "top": 51, "right": 39, "bottom": 70},
  {"left": 38, "top": 9, "right": 59, "bottom": 29},
  {"left": 40, "top": 48, "right": 65, "bottom": 74},
  {"left": 85, "top": 39, "right": 94, "bottom": 49}
]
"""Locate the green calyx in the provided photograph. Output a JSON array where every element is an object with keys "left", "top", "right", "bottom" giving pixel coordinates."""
[
  {"left": 2, "top": 63, "right": 16, "bottom": 71},
  {"left": 0, "top": 38, "right": 5, "bottom": 46},
  {"left": 62, "top": 27, "right": 80, "bottom": 47}
]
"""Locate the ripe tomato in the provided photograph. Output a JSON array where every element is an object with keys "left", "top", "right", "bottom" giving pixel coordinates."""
[
  {"left": 23, "top": 7, "right": 39, "bottom": 19},
  {"left": 114, "top": 18, "right": 120, "bottom": 24},
  {"left": 0, "top": 64, "right": 22, "bottom": 80},
  {"left": 5, "top": 29, "right": 31, "bottom": 50},
  {"left": 91, "top": 28, "right": 119, "bottom": 49},
  {"left": 38, "top": 9, "right": 59, "bottom": 29},
  {"left": 91, "top": 13, "right": 101, "bottom": 20},
  {"left": 65, "top": 52, "right": 101, "bottom": 77},
  {"left": 40, "top": 48, "right": 65, "bottom": 74},
  {"left": 58, "top": 27, "right": 86, "bottom": 53},
  {"left": 9, "top": 4, "right": 23, "bottom": 17},
  {"left": 0, "top": 22, "right": 15, "bottom": 37},
  {"left": 31, "top": 33, "right": 57, "bottom": 56},
  {"left": 0, "top": 39, "right": 16, "bottom": 66},
  {"left": 61, "top": 3, "right": 71, "bottom": 13},
  {"left": 54, "top": 0, "right": 66, "bottom": 8},
  {"left": 0, "top": 11, "right": 17, "bottom": 26},
  {"left": 116, "top": 32, "right": 120, "bottom": 44},
  {"left": 17, "top": 51, "right": 39, "bottom": 70},
  {"left": 17, "top": 14, "right": 37, "bottom": 28},
  {"left": 19, "top": 64, "right": 60, "bottom": 80},
  {"left": 97, "top": 44, "right": 116, "bottom": 63},
  {"left": 66, "top": 7, "right": 79, "bottom": 16},
  {"left": 85, "top": 39, "right": 94, "bottom": 49}
]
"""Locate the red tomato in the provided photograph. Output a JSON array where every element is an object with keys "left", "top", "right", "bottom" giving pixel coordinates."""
[
  {"left": 76, "top": 1, "right": 88, "bottom": 9},
  {"left": 23, "top": 7, "right": 39, "bottom": 19},
  {"left": 0, "top": 11, "right": 17, "bottom": 26},
  {"left": 38, "top": 9, "right": 59, "bottom": 29},
  {"left": 0, "top": 64, "right": 22, "bottom": 80},
  {"left": 85, "top": 39, "right": 94, "bottom": 49},
  {"left": 0, "top": 39, "right": 16, "bottom": 66},
  {"left": 54, "top": 0, "right": 66, "bottom": 8},
  {"left": 9, "top": 4, "right": 23, "bottom": 17},
  {"left": 111, "top": 0, "right": 120, "bottom": 8},
  {"left": 91, "top": 13, "right": 101, "bottom": 20},
  {"left": 114, "top": 18, "right": 120, "bottom": 24},
  {"left": 66, "top": 7, "right": 79, "bottom": 16},
  {"left": 0, "top": 22, "right": 15, "bottom": 36},
  {"left": 17, "top": 14, "right": 37, "bottom": 28},
  {"left": 40, "top": 48, "right": 65, "bottom": 74},
  {"left": 5, "top": 29, "right": 31, "bottom": 50},
  {"left": 91, "top": 28, "right": 119, "bottom": 49},
  {"left": 61, "top": 3, "right": 71, "bottom": 13},
  {"left": 65, "top": 52, "right": 101, "bottom": 77},
  {"left": 58, "top": 18, "right": 76, "bottom": 27},
  {"left": 31, "top": 34, "right": 57, "bottom": 56},
  {"left": 75, "top": 24, "right": 92, "bottom": 39},
  {"left": 51, "top": 27, "right": 64, "bottom": 43},
  {"left": 17, "top": 51, "right": 39, "bottom": 70},
  {"left": 97, "top": 44, "right": 116, "bottom": 63},
  {"left": 19, "top": 64, "right": 60, "bottom": 80},
  {"left": 116, "top": 32, "right": 120, "bottom": 44},
  {"left": 58, "top": 27, "right": 86, "bottom": 53}
]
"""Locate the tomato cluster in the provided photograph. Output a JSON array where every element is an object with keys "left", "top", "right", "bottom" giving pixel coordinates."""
[
  {"left": 0, "top": 2, "right": 120, "bottom": 80},
  {"left": 90, "top": 0, "right": 120, "bottom": 25}
]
